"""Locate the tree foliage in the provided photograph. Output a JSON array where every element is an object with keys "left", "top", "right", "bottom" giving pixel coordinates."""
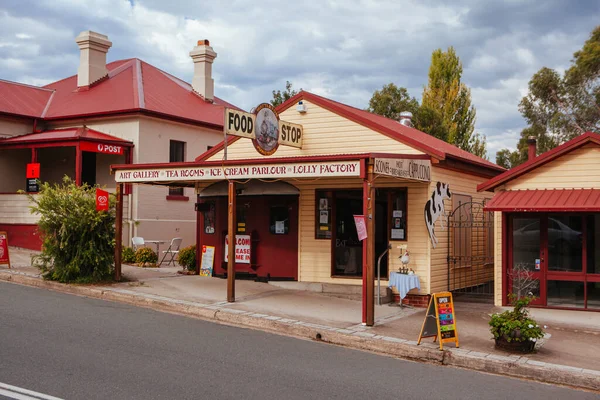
[
  {"left": 366, "top": 83, "right": 419, "bottom": 121},
  {"left": 367, "top": 47, "right": 487, "bottom": 158},
  {"left": 418, "top": 46, "right": 485, "bottom": 157},
  {"left": 271, "top": 81, "right": 299, "bottom": 107},
  {"left": 496, "top": 25, "right": 600, "bottom": 169},
  {"left": 27, "top": 177, "right": 115, "bottom": 283}
]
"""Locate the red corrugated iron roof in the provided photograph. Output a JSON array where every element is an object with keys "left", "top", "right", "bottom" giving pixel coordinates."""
[
  {"left": 0, "top": 79, "right": 54, "bottom": 118},
  {"left": 478, "top": 132, "right": 600, "bottom": 192},
  {"left": 274, "top": 91, "right": 504, "bottom": 172},
  {"left": 0, "top": 127, "right": 133, "bottom": 146},
  {"left": 0, "top": 59, "right": 241, "bottom": 128},
  {"left": 484, "top": 189, "right": 600, "bottom": 212}
]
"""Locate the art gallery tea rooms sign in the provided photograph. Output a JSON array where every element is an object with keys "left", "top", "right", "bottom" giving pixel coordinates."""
[
  {"left": 374, "top": 157, "right": 431, "bottom": 182},
  {"left": 225, "top": 103, "right": 303, "bottom": 155}
]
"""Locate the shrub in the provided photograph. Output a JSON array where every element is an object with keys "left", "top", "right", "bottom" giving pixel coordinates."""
[
  {"left": 122, "top": 246, "right": 136, "bottom": 263},
  {"left": 135, "top": 247, "right": 157, "bottom": 265},
  {"left": 177, "top": 245, "right": 196, "bottom": 271},
  {"left": 489, "top": 295, "right": 545, "bottom": 345},
  {"left": 27, "top": 177, "right": 115, "bottom": 283}
]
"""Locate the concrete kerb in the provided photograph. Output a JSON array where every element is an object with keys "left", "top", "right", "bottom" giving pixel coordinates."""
[{"left": 1, "top": 271, "right": 598, "bottom": 392}]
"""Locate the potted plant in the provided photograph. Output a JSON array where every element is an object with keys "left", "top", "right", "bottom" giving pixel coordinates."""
[
  {"left": 489, "top": 294, "right": 545, "bottom": 353},
  {"left": 177, "top": 245, "right": 196, "bottom": 274}
]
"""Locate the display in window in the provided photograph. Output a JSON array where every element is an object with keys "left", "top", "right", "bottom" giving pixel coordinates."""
[
  {"left": 316, "top": 191, "right": 333, "bottom": 239},
  {"left": 390, "top": 190, "right": 408, "bottom": 241},
  {"left": 270, "top": 206, "right": 289, "bottom": 234},
  {"left": 203, "top": 202, "right": 215, "bottom": 234}
]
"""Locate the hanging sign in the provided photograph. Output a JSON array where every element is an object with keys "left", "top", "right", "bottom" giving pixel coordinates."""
[
  {"left": 353, "top": 215, "right": 367, "bottom": 241},
  {"left": 278, "top": 120, "right": 303, "bottom": 148},
  {"left": 224, "top": 235, "right": 251, "bottom": 264},
  {"left": 225, "top": 109, "right": 256, "bottom": 139},
  {"left": 0, "top": 231, "right": 10, "bottom": 268},
  {"left": 26, "top": 163, "right": 40, "bottom": 179},
  {"left": 80, "top": 141, "right": 125, "bottom": 155},
  {"left": 417, "top": 292, "right": 459, "bottom": 350},
  {"left": 200, "top": 245, "right": 215, "bottom": 277},
  {"left": 95, "top": 188, "right": 110, "bottom": 212},
  {"left": 374, "top": 158, "right": 431, "bottom": 182}
]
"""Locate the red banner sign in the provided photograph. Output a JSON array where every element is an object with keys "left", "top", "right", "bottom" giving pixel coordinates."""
[
  {"left": 353, "top": 215, "right": 367, "bottom": 241},
  {"left": 0, "top": 231, "right": 10, "bottom": 267},
  {"left": 81, "top": 141, "right": 124, "bottom": 155},
  {"left": 95, "top": 188, "right": 109, "bottom": 212},
  {"left": 26, "top": 163, "right": 40, "bottom": 179}
]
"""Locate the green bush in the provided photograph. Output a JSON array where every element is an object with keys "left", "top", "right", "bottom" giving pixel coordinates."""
[
  {"left": 177, "top": 245, "right": 196, "bottom": 271},
  {"left": 27, "top": 176, "right": 115, "bottom": 283},
  {"left": 135, "top": 247, "right": 157, "bottom": 265},
  {"left": 122, "top": 246, "right": 136, "bottom": 263},
  {"left": 489, "top": 295, "right": 545, "bottom": 344}
]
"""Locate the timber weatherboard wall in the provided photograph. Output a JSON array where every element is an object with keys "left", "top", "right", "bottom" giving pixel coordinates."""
[{"left": 207, "top": 99, "right": 426, "bottom": 160}]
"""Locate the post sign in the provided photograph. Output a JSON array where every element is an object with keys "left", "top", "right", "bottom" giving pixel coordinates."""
[
  {"left": 353, "top": 215, "right": 367, "bottom": 241},
  {"left": 80, "top": 141, "right": 125, "bottom": 155},
  {"left": 224, "top": 235, "right": 251, "bottom": 264},
  {"left": 26, "top": 163, "right": 40, "bottom": 179},
  {"left": 200, "top": 245, "right": 215, "bottom": 277},
  {"left": 374, "top": 158, "right": 431, "bottom": 182},
  {"left": 0, "top": 231, "right": 10, "bottom": 268},
  {"left": 417, "top": 292, "right": 459, "bottom": 350},
  {"left": 95, "top": 188, "right": 109, "bottom": 212}
]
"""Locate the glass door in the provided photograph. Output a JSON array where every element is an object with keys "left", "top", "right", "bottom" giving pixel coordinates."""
[{"left": 510, "top": 216, "right": 545, "bottom": 305}]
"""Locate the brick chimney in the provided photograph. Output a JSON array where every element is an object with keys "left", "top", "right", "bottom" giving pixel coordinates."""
[
  {"left": 527, "top": 136, "right": 537, "bottom": 160},
  {"left": 189, "top": 40, "right": 217, "bottom": 102},
  {"left": 75, "top": 31, "right": 112, "bottom": 88}
]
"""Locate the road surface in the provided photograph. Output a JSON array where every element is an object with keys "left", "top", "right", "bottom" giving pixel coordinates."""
[{"left": 0, "top": 282, "right": 596, "bottom": 399}]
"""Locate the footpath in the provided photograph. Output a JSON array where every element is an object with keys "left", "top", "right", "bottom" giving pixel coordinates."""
[{"left": 2, "top": 247, "right": 599, "bottom": 392}]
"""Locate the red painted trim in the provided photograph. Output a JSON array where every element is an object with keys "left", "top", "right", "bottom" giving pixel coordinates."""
[
  {"left": 362, "top": 176, "right": 368, "bottom": 324},
  {"left": 166, "top": 195, "right": 190, "bottom": 201},
  {"left": 369, "top": 153, "right": 431, "bottom": 160},
  {"left": 31, "top": 148, "right": 37, "bottom": 163},
  {"left": 501, "top": 213, "right": 507, "bottom": 306},
  {"left": 478, "top": 132, "right": 600, "bottom": 192},
  {"left": 360, "top": 158, "right": 366, "bottom": 179},
  {"left": 437, "top": 156, "right": 502, "bottom": 179},
  {"left": 75, "top": 143, "right": 82, "bottom": 186}
]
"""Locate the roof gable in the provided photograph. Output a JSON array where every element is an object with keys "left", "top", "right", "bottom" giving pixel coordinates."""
[{"left": 478, "top": 132, "right": 600, "bottom": 192}]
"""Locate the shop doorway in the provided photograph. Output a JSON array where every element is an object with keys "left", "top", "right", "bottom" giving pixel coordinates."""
[{"left": 331, "top": 190, "right": 388, "bottom": 278}]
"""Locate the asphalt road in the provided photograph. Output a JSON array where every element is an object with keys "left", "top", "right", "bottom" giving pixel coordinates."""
[{"left": 0, "top": 282, "right": 597, "bottom": 400}]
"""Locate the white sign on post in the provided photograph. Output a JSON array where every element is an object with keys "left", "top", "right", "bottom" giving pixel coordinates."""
[{"left": 224, "top": 235, "right": 251, "bottom": 264}]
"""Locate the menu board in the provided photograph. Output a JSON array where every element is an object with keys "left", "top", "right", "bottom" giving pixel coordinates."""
[
  {"left": 199, "top": 245, "right": 215, "bottom": 277},
  {"left": 0, "top": 231, "right": 10, "bottom": 268},
  {"left": 417, "top": 292, "right": 459, "bottom": 350}
]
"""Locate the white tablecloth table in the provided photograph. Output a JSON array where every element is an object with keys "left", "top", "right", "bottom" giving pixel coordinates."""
[
  {"left": 388, "top": 272, "right": 420, "bottom": 300},
  {"left": 145, "top": 240, "right": 166, "bottom": 255}
]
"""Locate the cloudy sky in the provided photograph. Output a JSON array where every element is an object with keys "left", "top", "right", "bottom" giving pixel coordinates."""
[{"left": 1, "top": 0, "right": 599, "bottom": 159}]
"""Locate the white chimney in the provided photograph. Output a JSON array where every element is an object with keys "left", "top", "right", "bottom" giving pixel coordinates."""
[
  {"left": 75, "top": 31, "right": 112, "bottom": 88},
  {"left": 399, "top": 111, "right": 413, "bottom": 127},
  {"left": 189, "top": 39, "right": 217, "bottom": 102}
]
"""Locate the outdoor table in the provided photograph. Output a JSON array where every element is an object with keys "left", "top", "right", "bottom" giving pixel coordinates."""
[
  {"left": 145, "top": 240, "right": 166, "bottom": 255},
  {"left": 388, "top": 271, "right": 420, "bottom": 300}
]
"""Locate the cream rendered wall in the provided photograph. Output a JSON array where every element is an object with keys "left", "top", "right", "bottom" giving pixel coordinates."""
[
  {"left": 207, "top": 99, "right": 425, "bottom": 161},
  {"left": 429, "top": 167, "right": 494, "bottom": 294},
  {"left": 502, "top": 144, "right": 600, "bottom": 190},
  {"left": 0, "top": 149, "right": 30, "bottom": 192},
  {"left": 0, "top": 118, "right": 33, "bottom": 138}
]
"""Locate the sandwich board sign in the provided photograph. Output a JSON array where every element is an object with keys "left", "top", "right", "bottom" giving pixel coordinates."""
[
  {"left": 417, "top": 292, "right": 459, "bottom": 350},
  {"left": 0, "top": 231, "right": 10, "bottom": 268},
  {"left": 200, "top": 245, "right": 215, "bottom": 277}
]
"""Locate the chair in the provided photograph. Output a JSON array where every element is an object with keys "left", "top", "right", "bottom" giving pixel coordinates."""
[
  {"left": 160, "top": 238, "right": 183, "bottom": 266},
  {"left": 132, "top": 237, "right": 145, "bottom": 250}
]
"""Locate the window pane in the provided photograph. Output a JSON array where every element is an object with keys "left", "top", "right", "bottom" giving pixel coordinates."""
[
  {"left": 390, "top": 190, "right": 407, "bottom": 240},
  {"left": 512, "top": 217, "right": 539, "bottom": 271},
  {"left": 547, "top": 215, "right": 582, "bottom": 272},
  {"left": 588, "top": 282, "right": 600, "bottom": 309},
  {"left": 547, "top": 280, "right": 584, "bottom": 308},
  {"left": 203, "top": 202, "right": 215, "bottom": 234},
  {"left": 316, "top": 191, "right": 332, "bottom": 239},
  {"left": 270, "top": 206, "right": 289, "bottom": 235},
  {"left": 587, "top": 215, "right": 600, "bottom": 274}
]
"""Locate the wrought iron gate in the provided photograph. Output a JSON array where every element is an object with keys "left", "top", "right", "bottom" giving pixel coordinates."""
[{"left": 447, "top": 201, "right": 494, "bottom": 296}]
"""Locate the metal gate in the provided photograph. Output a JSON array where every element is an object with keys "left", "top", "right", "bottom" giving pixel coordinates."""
[{"left": 447, "top": 201, "right": 494, "bottom": 297}]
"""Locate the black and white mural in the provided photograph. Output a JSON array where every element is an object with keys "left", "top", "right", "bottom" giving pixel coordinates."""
[{"left": 424, "top": 182, "right": 452, "bottom": 249}]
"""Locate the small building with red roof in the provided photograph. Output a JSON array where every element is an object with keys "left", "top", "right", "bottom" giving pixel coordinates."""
[
  {"left": 478, "top": 132, "right": 600, "bottom": 311},
  {"left": 112, "top": 90, "right": 505, "bottom": 322},
  {"left": 0, "top": 31, "right": 235, "bottom": 251}
]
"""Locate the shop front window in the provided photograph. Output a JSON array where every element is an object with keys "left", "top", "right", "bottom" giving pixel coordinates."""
[
  {"left": 389, "top": 190, "right": 407, "bottom": 240},
  {"left": 512, "top": 217, "right": 540, "bottom": 272},
  {"left": 547, "top": 215, "right": 582, "bottom": 272},
  {"left": 547, "top": 280, "right": 585, "bottom": 308},
  {"left": 315, "top": 191, "right": 333, "bottom": 239},
  {"left": 587, "top": 214, "right": 600, "bottom": 274},
  {"left": 203, "top": 202, "right": 215, "bottom": 234},
  {"left": 587, "top": 282, "right": 600, "bottom": 309}
]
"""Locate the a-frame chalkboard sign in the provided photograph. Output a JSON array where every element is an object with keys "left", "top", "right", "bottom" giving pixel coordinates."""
[{"left": 417, "top": 292, "right": 459, "bottom": 350}]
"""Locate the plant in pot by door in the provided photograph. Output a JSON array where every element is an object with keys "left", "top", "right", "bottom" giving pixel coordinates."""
[{"left": 489, "top": 295, "right": 545, "bottom": 353}]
